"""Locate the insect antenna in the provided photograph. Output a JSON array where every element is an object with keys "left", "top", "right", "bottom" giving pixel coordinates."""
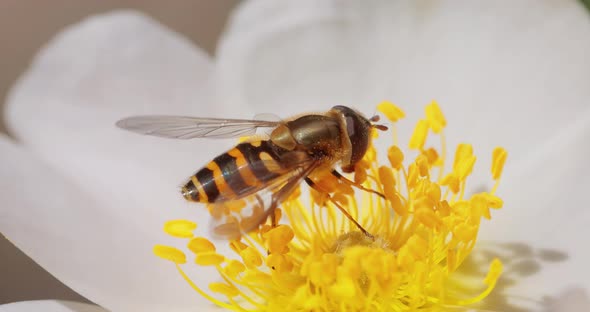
[{"left": 369, "top": 115, "right": 389, "bottom": 131}]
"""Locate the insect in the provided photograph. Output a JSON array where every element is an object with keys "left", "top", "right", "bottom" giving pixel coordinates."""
[{"left": 116, "top": 106, "right": 388, "bottom": 239}]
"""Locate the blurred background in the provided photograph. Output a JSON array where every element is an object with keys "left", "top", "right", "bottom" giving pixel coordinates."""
[{"left": 0, "top": 0, "right": 238, "bottom": 305}]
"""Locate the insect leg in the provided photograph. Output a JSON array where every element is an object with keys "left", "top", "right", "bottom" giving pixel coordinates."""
[
  {"left": 331, "top": 170, "right": 385, "bottom": 199},
  {"left": 262, "top": 161, "right": 320, "bottom": 230},
  {"left": 304, "top": 177, "right": 374, "bottom": 239}
]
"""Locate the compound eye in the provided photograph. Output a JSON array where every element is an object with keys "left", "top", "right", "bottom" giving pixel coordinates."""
[{"left": 346, "top": 116, "right": 356, "bottom": 136}]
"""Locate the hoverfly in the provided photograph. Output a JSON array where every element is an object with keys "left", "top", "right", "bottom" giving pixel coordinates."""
[{"left": 116, "top": 106, "right": 388, "bottom": 239}]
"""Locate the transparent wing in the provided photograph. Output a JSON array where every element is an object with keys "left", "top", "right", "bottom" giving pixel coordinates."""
[
  {"left": 252, "top": 113, "right": 282, "bottom": 137},
  {"left": 115, "top": 115, "right": 280, "bottom": 139},
  {"left": 208, "top": 152, "right": 318, "bottom": 239}
]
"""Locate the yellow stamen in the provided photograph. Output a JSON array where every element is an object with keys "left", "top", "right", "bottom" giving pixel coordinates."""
[
  {"left": 491, "top": 147, "right": 508, "bottom": 194},
  {"left": 188, "top": 237, "right": 216, "bottom": 254},
  {"left": 263, "top": 225, "right": 294, "bottom": 254},
  {"left": 425, "top": 100, "right": 446, "bottom": 133},
  {"left": 209, "top": 282, "right": 240, "bottom": 297},
  {"left": 196, "top": 252, "right": 225, "bottom": 266},
  {"left": 409, "top": 119, "right": 429, "bottom": 150},
  {"left": 387, "top": 145, "right": 404, "bottom": 170},
  {"left": 154, "top": 101, "right": 507, "bottom": 312},
  {"left": 240, "top": 246, "right": 263, "bottom": 269},
  {"left": 163, "top": 220, "right": 196, "bottom": 238},
  {"left": 491, "top": 147, "right": 508, "bottom": 180},
  {"left": 377, "top": 100, "right": 405, "bottom": 122},
  {"left": 153, "top": 245, "right": 186, "bottom": 264}
]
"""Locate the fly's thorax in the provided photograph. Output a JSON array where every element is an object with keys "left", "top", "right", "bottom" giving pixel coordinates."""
[
  {"left": 270, "top": 124, "right": 296, "bottom": 150},
  {"left": 270, "top": 115, "right": 343, "bottom": 159},
  {"left": 329, "top": 106, "right": 373, "bottom": 173}
]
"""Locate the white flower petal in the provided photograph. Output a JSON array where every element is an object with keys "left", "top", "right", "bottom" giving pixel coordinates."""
[
  {"left": 217, "top": 0, "right": 590, "bottom": 182},
  {"left": 7, "top": 12, "right": 244, "bottom": 310},
  {"left": 476, "top": 108, "right": 590, "bottom": 307},
  {"left": 5, "top": 10, "right": 240, "bottom": 195},
  {"left": 0, "top": 135, "right": 220, "bottom": 311},
  {"left": 0, "top": 300, "right": 106, "bottom": 312},
  {"left": 3, "top": 10, "right": 245, "bottom": 310},
  {"left": 545, "top": 287, "right": 590, "bottom": 312},
  {"left": 7, "top": 9, "right": 224, "bottom": 226},
  {"left": 219, "top": 0, "right": 590, "bottom": 307}
]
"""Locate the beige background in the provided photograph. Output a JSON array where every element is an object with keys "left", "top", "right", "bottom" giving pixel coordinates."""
[{"left": 0, "top": 0, "right": 238, "bottom": 305}]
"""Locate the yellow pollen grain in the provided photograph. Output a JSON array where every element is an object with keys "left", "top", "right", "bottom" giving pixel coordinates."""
[
  {"left": 455, "top": 155, "right": 476, "bottom": 180},
  {"left": 163, "top": 220, "right": 196, "bottom": 238},
  {"left": 240, "top": 246, "right": 263, "bottom": 269},
  {"left": 229, "top": 240, "right": 248, "bottom": 253},
  {"left": 209, "top": 282, "right": 240, "bottom": 297},
  {"left": 377, "top": 100, "right": 405, "bottom": 122},
  {"left": 484, "top": 193, "right": 504, "bottom": 209},
  {"left": 422, "top": 147, "right": 439, "bottom": 166},
  {"left": 453, "top": 223, "right": 477, "bottom": 242},
  {"left": 491, "top": 147, "right": 508, "bottom": 180},
  {"left": 188, "top": 237, "right": 216, "bottom": 254},
  {"left": 266, "top": 254, "right": 294, "bottom": 273},
  {"left": 416, "top": 155, "right": 430, "bottom": 177},
  {"left": 389, "top": 192, "right": 406, "bottom": 216},
  {"left": 153, "top": 245, "right": 187, "bottom": 264},
  {"left": 426, "top": 183, "right": 441, "bottom": 203},
  {"left": 416, "top": 206, "right": 442, "bottom": 229},
  {"left": 425, "top": 100, "right": 447, "bottom": 133},
  {"left": 438, "top": 200, "right": 451, "bottom": 217},
  {"left": 378, "top": 165, "right": 396, "bottom": 188},
  {"left": 409, "top": 119, "right": 429, "bottom": 150},
  {"left": 224, "top": 260, "right": 246, "bottom": 278},
  {"left": 441, "top": 173, "right": 460, "bottom": 194},
  {"left": 196, "top": 252, "right": 225, "bottom": 266},
  {"left": 387, "top": 145, "right": 404, "bottom": 170},
  {"left": 407, "top": 163, "right": 420, "bottom": 189},
  {"left": 264, "top": 225, "right": 294, "bottom": 254},
  {"left": 453, "top": 144, "right": 473, "bottom": 170}
]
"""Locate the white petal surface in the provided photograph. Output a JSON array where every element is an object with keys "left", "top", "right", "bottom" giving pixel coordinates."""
[
  {"left": 545, "top": 287, "right": 590, "bottom": 312},
  {"left": 4, "top": 11, "right": 235, "bottom": 311},
  {"left": 477, "top": 107, "right": 590, "bottom": 307},
  {"left": 0, "top": 135, "right": 221, "bottom": 311},
  {"left": 217, "top": 0, "right": 590, "bottom": 184},
  {"left": 0, "top": 300, "right": 106, "bottom": 312},
  {"left": 217, "top": 0, "right": 590, "bottom": 308}
]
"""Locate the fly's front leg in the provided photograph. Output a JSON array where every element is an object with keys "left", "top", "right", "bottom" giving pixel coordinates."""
[
  {"left": 304, "top": 177, "right": 374, "bottom": 239},
  {"left": 331, "top": 170, "right": 385, "bottom": 199}
]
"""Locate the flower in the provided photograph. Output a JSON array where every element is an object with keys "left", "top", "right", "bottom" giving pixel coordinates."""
[
  {"left": 154, "top": 101, "right": 507, "bottom": 311},
  {"left": 1, "top": 1, "right": 590, "bottom": 311}
]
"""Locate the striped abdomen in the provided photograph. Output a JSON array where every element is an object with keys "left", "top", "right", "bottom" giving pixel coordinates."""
[{"left": 181, "top": 141, "right": 287, "bottom": 203}]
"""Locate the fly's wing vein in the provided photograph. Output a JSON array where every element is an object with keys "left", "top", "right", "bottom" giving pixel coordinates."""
[{"left": 116, "top": 116, "right": 280, "bottom": 139}]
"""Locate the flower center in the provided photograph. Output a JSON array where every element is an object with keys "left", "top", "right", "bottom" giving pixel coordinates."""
[{"left": 154, "top": 101, "right": 507, "bottom": 311}]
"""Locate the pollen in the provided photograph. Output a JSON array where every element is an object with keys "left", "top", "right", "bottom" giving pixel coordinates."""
[
  {"left": 163, "top": 220, "right": 196, "bottom": 238},
  {"left": 377, "top": 100, "right": 405, "bottom": 122},
  {"left": 187, "top": 237, "right": 216, "bottom": 254},
  {"left": 409, "top": 119, "right": 429, "bottom": 150},
  {"left": 153, "top": 245, "right": 187, "bottom": 264},
  {"left": 154, "top": 101, "right": 507, "bottom": 311},
  {"left": 425, "top": 100, "right": 446, "bottom": 133}
]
